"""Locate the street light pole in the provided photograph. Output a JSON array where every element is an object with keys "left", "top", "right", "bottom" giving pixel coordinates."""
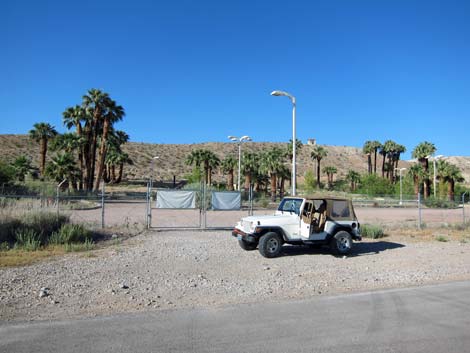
[
  {"left": 395, "top": 168, "right": 406, "bottom": 205},
  {"left": 228, "top": 135, "right": 251, "bottom": 191},
  {"left": 426, "top": 155, "right": 444, "bottom": 198},
  {"left": 271, "top": 90, "right": 297, "bottom": 196}
]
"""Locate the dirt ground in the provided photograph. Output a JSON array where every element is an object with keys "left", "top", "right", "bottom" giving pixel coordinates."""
[{"left": 1, "top": 203, "right": 469, "bottom": 323}]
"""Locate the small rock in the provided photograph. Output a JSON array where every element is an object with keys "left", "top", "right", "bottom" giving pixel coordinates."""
[
  {"left": 263, "top": 266, "right": 270, "bottom": 271},
  {"left": 120, "top": 283, "right": 129, "bottom": 289},
  {"left": 38, "top": 288, "right": 49, "bottom": 298}
]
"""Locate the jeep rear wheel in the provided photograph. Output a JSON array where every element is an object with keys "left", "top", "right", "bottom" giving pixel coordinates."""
[
  {"left": 238, "top": 239, "right": 257, "bottom": 251},
  {"left": 330, "top": 231, "right": 353, "bottom": 255},
  {"left": 258, "top": 232, "right": 282, "bottom": 258}
]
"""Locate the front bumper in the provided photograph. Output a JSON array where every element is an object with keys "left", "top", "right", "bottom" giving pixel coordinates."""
[{"left": 232, "top": 228, "right": 258, "bottom": 243}]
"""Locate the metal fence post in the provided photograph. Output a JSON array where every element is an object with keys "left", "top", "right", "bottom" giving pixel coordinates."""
[
  {"left": 249, "top": 184, "right": 253, "bottom": 216},
  {"left": 146, "top": 181, "right": 150, "bottom": 229},
  {"left": 418, "top": 193, "right": 422, "bottom": 230},
  {"left": 101, "top": 181, "right": 105, "bottom": 229},
  {"left": 463, "top": 192, "right": 468, "bottom": 225}
]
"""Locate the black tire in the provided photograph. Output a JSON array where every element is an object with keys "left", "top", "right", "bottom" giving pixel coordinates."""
[
  {"left": 330, "top": 231, "right": 353, "bottom": 255},
  {"left": 238, "top": 239, "right": 257, "bottom": 251},
  {"left": 258, "top": 232, "right": 283, "bottom": 258}
]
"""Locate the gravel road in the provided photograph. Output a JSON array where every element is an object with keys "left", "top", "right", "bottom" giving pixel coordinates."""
[{"left": 1, "top": 228, "right": 470, "bottom": 323}]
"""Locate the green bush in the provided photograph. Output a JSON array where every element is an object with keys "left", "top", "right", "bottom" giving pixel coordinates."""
[
  {"left": 14, "top": 228, "right": 41, "bottom": 251},
  {"left": 361, "top": 224, "right": 385, "bottom": 239},
  {"left": 22, "top": 212, "right": 69, "bottom": 244},
  {"left": 64, "top": 238, "right": 95, "bottom": 252},
  {"left": 356, "top": 175, "right": 394, "bottom": 197},
  {"left": 50, "top": 224, "right": 92, "bottom": 245}
]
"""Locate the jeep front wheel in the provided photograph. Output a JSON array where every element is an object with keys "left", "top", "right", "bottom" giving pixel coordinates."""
[
  {"left": 330, "top": 231, "right": 352, "bottom": 255},
  {"left": 238, "top": 239, "right": 257, "bottom": 251},
  {"left": 258, "top": 232, "right": 282, "bottom": 258}
]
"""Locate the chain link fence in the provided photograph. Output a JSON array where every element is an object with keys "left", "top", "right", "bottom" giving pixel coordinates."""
[{"left": 1, "top": 182, "right": 468, "bottom": 232}]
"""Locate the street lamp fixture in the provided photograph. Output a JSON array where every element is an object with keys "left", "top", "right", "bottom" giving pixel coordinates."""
[
  {"left": 150, "top": 156, "right": 159, "bottom": 189},
  {"left": 228, "top": 135, "right": 252, "bottom": 191},
  {"left": 271, "top": 90, "right": 297, "bottom": 196}
]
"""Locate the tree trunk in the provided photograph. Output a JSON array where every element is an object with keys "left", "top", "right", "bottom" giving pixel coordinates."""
[
  {"left": 316, "top": 159, "right": 321, "bottom": 188},
  {"left": 94, "top": 117, "right": 110, "bottom": 191},
  {"left": 367, "top": 154, "right": 372, "bottom": 174},
  {"left": 244, "top": 174, "right": 251, "bottom": 191},
  {"left": 381, "top": 155, "right": 386, "bottom": 178},
  {"left": 270, "top": 174, "right": 277, "bottom": 202},
  {"left": 227, "top": 170, "right": 234, "bottom": 191},
  {"left": 373, "top": 151, "right": 378, "bottom": 174},
  {"left": 39, "top": 138, "right": 47, "bottom": 177},
  {"left": 111, "top": 165, "right": 116, "bottom": 183},
  {"left": 116, "top": 163, "right": 123, "bottom": 183},
  {"left": 414, "top": 176, "right": 420, "bottom": 197},
  {"left": 448, "top": 180, "right": 455, "bottom": 202},
  {"left": 207, "top": 167, "right": 212, "bottom": 186}
]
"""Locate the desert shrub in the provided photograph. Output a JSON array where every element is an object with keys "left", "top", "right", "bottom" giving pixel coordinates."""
[
  {"left": 423, "top": 197, "right": 456, "bottom": 209},
  {"left": 14, "top": 228, "right": 41, "bottom": 251},
  {"left": 435, "top": 235, "right": 449, "bottom": 242},
  {"left": 22, "top": 212, "right": 69, "bottom": 244},
  {"left": 49, "top": 224, "right": 92, "bottom": 245},
  {"left": 361, "top": 224, "right": 385, "bottom": 239}
]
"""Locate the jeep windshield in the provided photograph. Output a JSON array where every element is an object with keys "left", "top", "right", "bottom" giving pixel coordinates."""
[{"left": 277, "top": 198, "right": 303, "bottom": 215}]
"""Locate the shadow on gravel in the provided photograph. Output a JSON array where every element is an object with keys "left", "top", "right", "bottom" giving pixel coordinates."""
[{"left": 280, "top": 241, "right": 405, "bottom": 258}]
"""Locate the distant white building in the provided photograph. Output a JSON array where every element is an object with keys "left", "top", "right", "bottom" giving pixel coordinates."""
[{"left": 307, "top": 139, "right": 316, "bottom": 146}]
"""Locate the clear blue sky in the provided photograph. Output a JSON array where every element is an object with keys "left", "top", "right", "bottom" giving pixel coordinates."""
[{"left": 2, "top": 0, "right": 470, "bottom": 159}]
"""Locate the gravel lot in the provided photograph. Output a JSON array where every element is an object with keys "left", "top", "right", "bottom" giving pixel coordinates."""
[{"left": 1, "top": 225, "right": 470, "bottom": 323}]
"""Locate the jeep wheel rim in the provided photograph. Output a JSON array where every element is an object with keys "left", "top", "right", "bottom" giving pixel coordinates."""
[
  {"left": 267, "top": 238, "right": 279, "bottom": 253},
  {"left": 337, "top": 236, "right": 350, "bottom": 251}
]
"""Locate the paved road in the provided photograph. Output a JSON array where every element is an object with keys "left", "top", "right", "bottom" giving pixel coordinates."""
[{"left": 1, "top": 281, "right": 470, "bottom": 353}]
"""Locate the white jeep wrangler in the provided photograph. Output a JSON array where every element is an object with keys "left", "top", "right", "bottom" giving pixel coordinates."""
[{"left": 232, "top": 196, "right": 361, "bottom": 258}]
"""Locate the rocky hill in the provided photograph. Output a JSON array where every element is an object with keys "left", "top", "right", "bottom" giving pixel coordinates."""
[{"left": 1, "top": 134, "right": 469, "bottom": 185}]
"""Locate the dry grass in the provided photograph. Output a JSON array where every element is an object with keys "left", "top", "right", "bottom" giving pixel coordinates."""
[{"left": 0, "top": 246, "right": 66, "bottom": 267}]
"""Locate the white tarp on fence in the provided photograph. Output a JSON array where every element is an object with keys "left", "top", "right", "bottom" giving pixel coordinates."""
[
  {"left": 156, "top": 190, "right": 196, "bottom": 209},
  {"left": 211, "top": 191, "right": 241, "bottom": 210}
]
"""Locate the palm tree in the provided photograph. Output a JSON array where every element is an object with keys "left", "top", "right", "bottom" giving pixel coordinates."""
[
  {"left": 311, "top": 145, "right": 328, "bottom": 188},
  {"left": 277, "top": 164, "right": 291, "bottom": 199},
  {"left": 29, "top": 122, "right": 58, "bottom": 177},
  {"left": 63, "top": 105, "right": 89, "bottom": 189},
  {"left": 12, "top": 156, "right": 33, "bottom": 182},
  {"left": 285, "top": 138, "right": 303, "bottom": 162},
  {"left": 346, "top": 170, "right": 361, "bottom": 192},
  {"left": 94, "top": 99, "right": 125, "bottom": 190},
  {"left": 81, "top": 89, "right": 112, "bottom": 190},
  {"left": 391, "top": 144, "right": 406, "bottom": 182},
  {"left": 408, "top": 164, "right": 424, "bottom": 197},
  {"left": 45, "top": 152, "right": 80, "bottom": 190},
  {"left": 412, "top": 141, "right": 436, "bottom": 199},
  {"left": 437, "top": 160, "right": 464, "bottom": 201},
  {"left": 323, "top": 166, "right": 337, "bottom": 188},
  {"left": 380, "top": 140, "right": 396, "bottom": 179},
  {"left": 185, "top": 149, "right": 220, "bottom": 185},
  {"left": 221, "top": 156, "right": 237, "bottom": 191},
  {"left": 369, "top": 141, "right": 382, "bottom": 175},
  {"left": 363, "top": 141, "right": 373, "bottom": 174},
  {"left": 241, "top": 151, "right": 259, "bottom": 191},
  {"left": 260, "top": 147, "right": 285, "bottom": 201}
]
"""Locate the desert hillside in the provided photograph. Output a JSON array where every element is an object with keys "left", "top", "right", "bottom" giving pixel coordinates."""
[{"left": 1, "top": 134, "right": 468, "bottom": 184}]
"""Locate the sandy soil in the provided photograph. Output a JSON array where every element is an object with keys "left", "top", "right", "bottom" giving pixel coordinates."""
[{"left": 1, "top": 225, "right": 469, "bottom": 323}]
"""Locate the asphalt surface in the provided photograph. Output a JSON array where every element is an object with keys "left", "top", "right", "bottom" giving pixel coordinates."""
[{"left": 1, "top": 281, "right": 470, "bottom": 353}]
